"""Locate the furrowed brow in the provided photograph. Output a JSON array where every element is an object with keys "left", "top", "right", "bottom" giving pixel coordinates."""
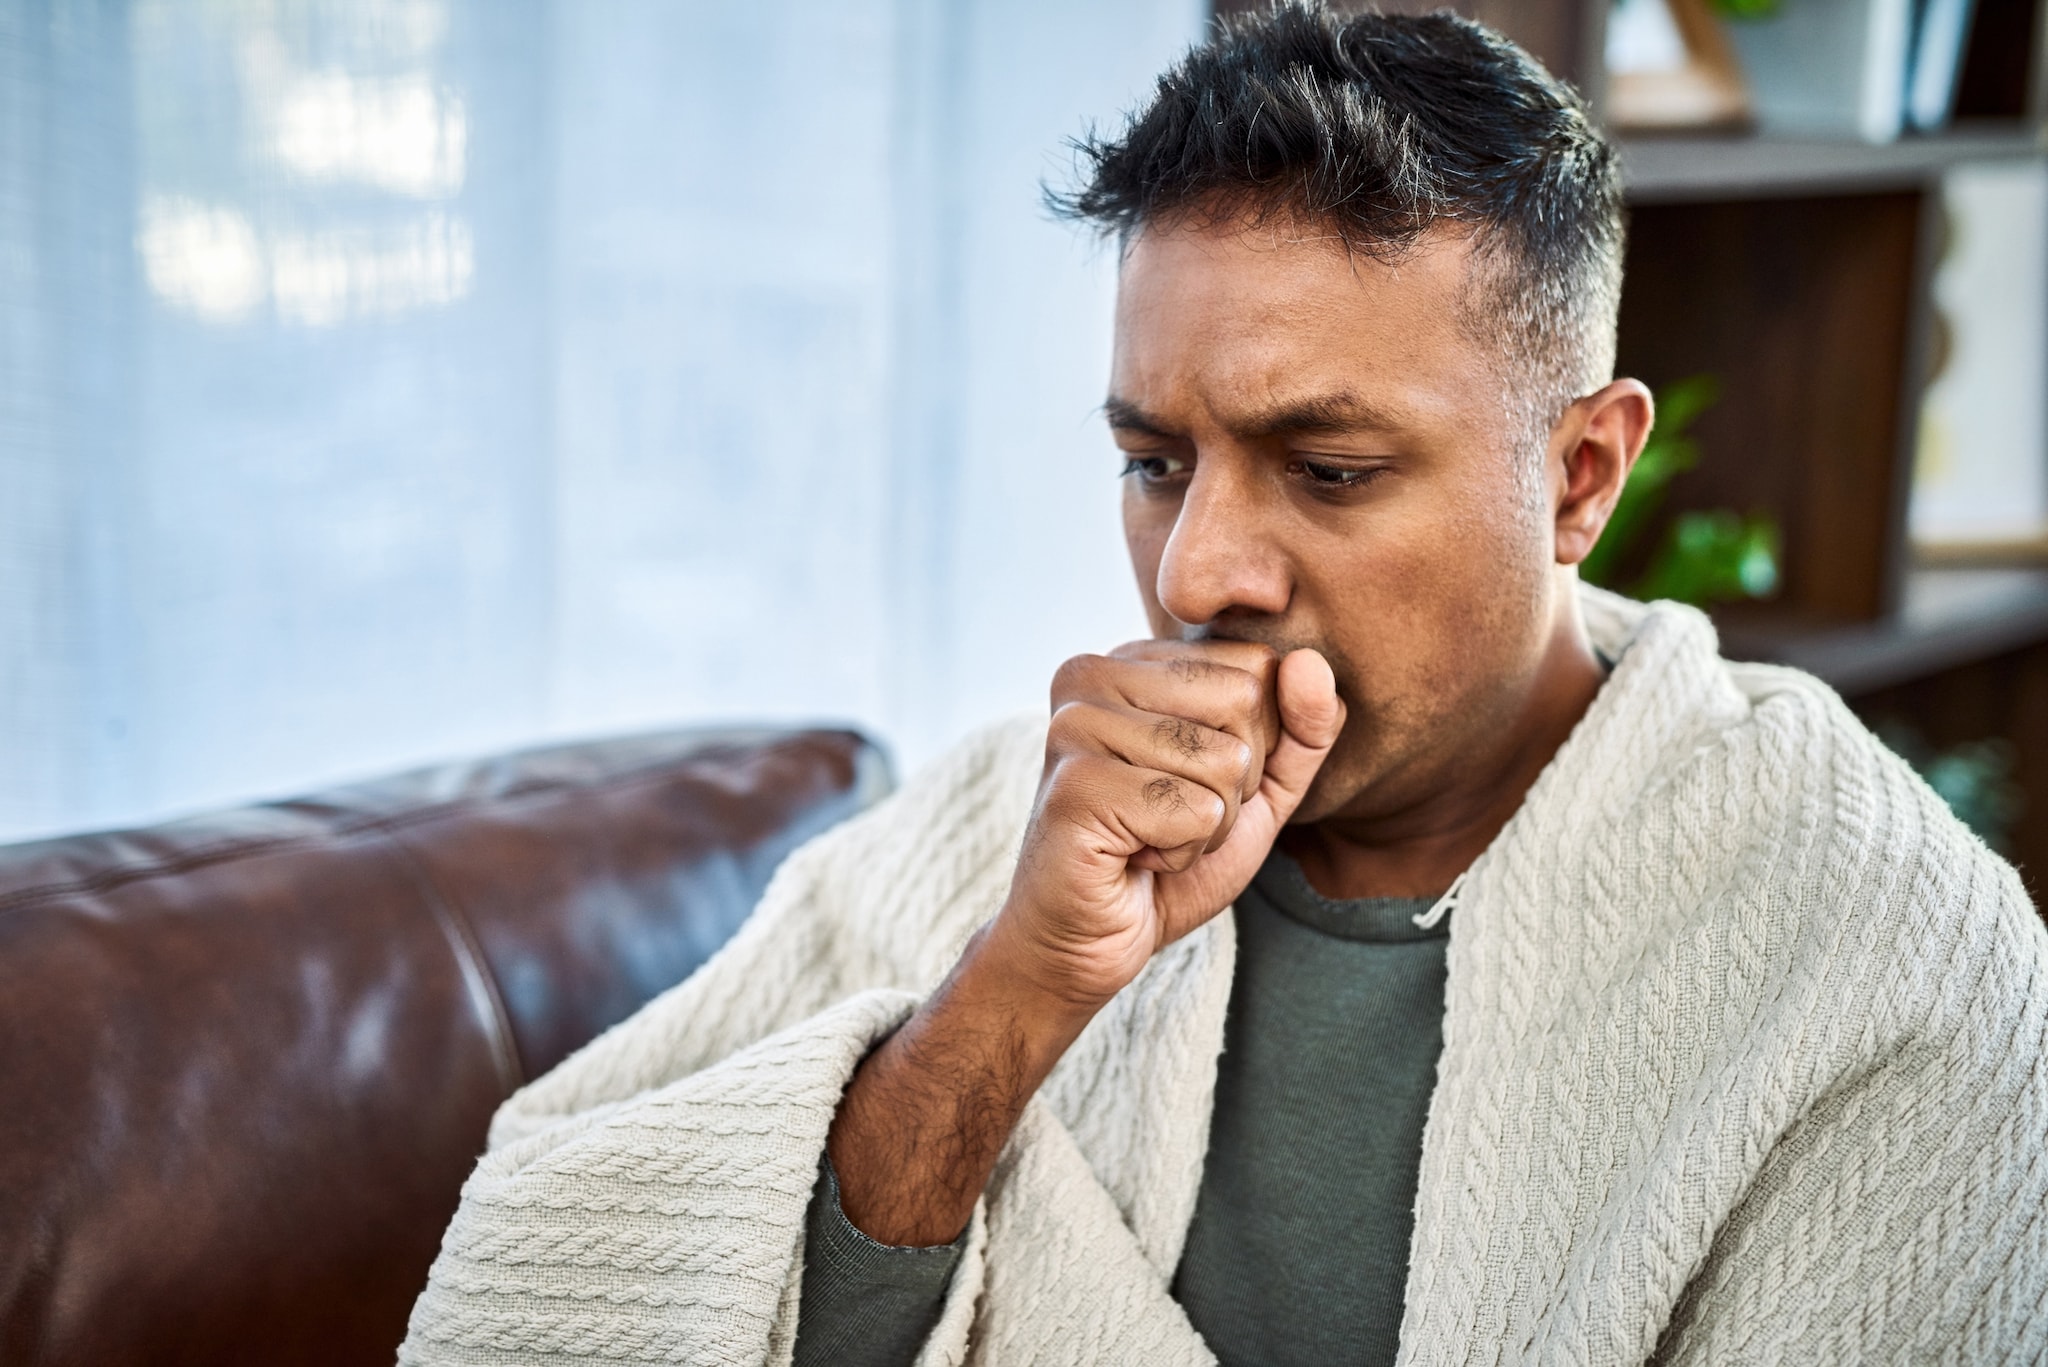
[
  {"left": 1236, "top": 392, "right": 1403, "bottom": 439},
  {"left": 1103, "top": 396, "right": 1176, "bottom": 438},
  {"left": 1103, "top": 391, "right": 1405, "bottom": 441}
]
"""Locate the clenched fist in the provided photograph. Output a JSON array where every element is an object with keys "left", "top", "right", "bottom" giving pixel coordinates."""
[
  {"left": 826, "top": 638, "right": 1344, "bottom": 1248},
  {"left": 989, "top": 639, "right": 1348, "bottom": 1012}
]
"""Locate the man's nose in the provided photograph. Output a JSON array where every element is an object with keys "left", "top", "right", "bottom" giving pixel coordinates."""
[{"left": 1154, "top": 463, "right": 1291, "bottom": 628}]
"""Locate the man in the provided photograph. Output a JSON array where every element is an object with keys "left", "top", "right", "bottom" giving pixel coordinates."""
[{"left": 401, "top": 7, "right": 2048, "bottom": 1365}]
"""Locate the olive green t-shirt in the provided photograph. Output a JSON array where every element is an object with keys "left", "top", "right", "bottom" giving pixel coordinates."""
[
  {"left": 791, "top": 851, "right": 1450, "bottom": 1367},
  {"left": 1170, "top": 852, "right": 1450, "bottom": 1365}
]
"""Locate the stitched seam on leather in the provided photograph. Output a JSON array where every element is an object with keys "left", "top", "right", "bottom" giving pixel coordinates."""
[
  {"left": 0, "top": 735, "right": 862, "bottom": 914},
  {"left": 377, "top": 826, "right": 527, "bottom": 1097}
]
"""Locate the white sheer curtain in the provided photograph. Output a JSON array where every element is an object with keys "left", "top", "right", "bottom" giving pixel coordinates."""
[{"left": 0, "top": 0, "right": 1199, "bottom": 841}]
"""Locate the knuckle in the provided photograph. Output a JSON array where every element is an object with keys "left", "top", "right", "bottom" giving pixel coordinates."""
[
  {"left": 1046, "top": 698, "right": 1101, "bottom": 747},
  {"left": 1064, "top": 750, "right": 1118, "bottom": 789},
  {"left": 1050, "top": 653, "right": 1107, "bottom": 701},
  {"left": 1227, "top": 670, "right": 1264, "bottom": 716},
  {"left": 1043, "top": 749, "right": 1101, "bottom": 800},
  {"left": 1046, "top": 701, "right": 1078, "bottom": 746},
  {"left": 1142, "top": 774, "right": 1188, "bottom": 813},
  {"left": 1151, "top": 714, "right": 1208, "bottom": 758}
]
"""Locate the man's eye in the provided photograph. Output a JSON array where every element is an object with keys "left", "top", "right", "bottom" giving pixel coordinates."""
[
  {"left": 1291, "top": 458, "right": 1383, "bottom": 489},
  {"left": 1119, "top": 455, "right": 1188, "bottom": 483}
]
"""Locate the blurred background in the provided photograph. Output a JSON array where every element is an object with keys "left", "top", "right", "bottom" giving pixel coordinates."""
[
  {"left": 1, "top": 0, "right": 1197, "bottom": 843},
  {"left": 6, "top": 0, "right": 2048, "bottom": 892}
]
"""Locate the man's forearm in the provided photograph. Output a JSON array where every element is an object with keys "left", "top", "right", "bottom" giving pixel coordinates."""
[{"left": 825, "top": 921, "right": 1099, "bottom": 1248}]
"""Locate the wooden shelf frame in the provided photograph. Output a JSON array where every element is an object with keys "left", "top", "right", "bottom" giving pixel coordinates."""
[
  {"left": 1718, "top": 568, "right": 2048, "bottom": 695},
  {"left": 1621, "top": 128, "right": 2048, "bottom": 202}
]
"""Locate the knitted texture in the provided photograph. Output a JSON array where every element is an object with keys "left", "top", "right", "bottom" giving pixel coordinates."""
[{"left": 400, "top": 591, "right": 2048, "bottom": 1366}]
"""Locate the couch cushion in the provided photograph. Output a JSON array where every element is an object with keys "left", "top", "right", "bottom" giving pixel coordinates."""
[{"left": 0, "top": 726, "right": 887, "bottom": 1367}]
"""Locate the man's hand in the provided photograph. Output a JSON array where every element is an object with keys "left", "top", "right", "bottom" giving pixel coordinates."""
[
  {"left": 990, "top": 641, "right": 1347, "bottom": 1012},
  {"left": 825, "top": 643, "right": 1344, "bottom": 1248}
]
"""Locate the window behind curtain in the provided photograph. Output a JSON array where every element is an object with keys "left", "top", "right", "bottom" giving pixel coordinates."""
[{"left": 0, "top": 0, "right": 1199, "bottom": 842}]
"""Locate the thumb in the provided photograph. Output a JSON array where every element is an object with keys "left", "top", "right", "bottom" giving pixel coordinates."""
[{"left": 1261, "top": 648, "right": 1346, "bottom": 821}]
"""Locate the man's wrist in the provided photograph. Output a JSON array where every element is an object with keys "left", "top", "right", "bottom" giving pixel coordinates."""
[
  {"left": 956, "top": 915, "right": 1114, "bottom": 1056},
  {"left": 824, "top": 922, "right": 1103, "bottom": 1248}
]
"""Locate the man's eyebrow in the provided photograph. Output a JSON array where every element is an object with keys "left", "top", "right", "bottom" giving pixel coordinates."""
[
  {"left": 1100, "top": 391, "right": 1405, "bottom": 440},
  {"left": 1235, "top": 392, "right": 1404, "bottom": 438},
  {"left": 1103, "top": 397, "right": 1174, "bottom": 437}
]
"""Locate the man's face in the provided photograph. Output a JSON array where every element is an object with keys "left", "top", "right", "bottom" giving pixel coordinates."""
[{"left": 1109, "top": 216, "right": 1567, "bottom": 827}]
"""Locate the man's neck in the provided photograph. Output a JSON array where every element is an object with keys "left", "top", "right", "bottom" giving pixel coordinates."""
[{"left": 1283, "top": 606, "right": 1608, "bottom": 902}]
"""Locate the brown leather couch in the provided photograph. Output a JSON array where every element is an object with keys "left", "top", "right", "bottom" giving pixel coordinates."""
[{"left": 0, "top": 725, "right": 890, "bottom": 1367}]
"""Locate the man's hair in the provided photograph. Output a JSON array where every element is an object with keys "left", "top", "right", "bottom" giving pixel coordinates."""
[{"left": 1053, "top": 2, "right": 1624, "bottom": 447}]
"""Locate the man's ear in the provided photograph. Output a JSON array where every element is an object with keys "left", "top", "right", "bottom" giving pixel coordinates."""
[{"left": 1551, "top": 378, "right": 1655, "bottom": 567}]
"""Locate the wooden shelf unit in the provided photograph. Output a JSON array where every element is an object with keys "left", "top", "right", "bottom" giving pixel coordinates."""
[
  {"left": 1601, "top": 4, "right": 2048, "bottom": 897},
  {"left": 1616, "top": 188, "right": 1934, "bottom": 623}
]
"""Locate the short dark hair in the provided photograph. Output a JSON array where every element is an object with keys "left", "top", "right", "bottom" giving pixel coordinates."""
[{"left": 1053, "top": 2, "right": 1624, "bottom": 443}]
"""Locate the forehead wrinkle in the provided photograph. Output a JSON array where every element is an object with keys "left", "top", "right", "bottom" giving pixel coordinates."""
[{"left": 1112, "top": 224, "right": 1480, "bottom": 443}]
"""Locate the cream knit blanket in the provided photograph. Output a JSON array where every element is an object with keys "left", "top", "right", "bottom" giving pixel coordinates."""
[{"left": 401, "top": 591, "right": 2048, "bottom": 1366}]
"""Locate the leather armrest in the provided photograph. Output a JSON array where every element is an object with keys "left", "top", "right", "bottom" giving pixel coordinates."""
[{"left": 0, "top": 725, "right": 889, "bottom": 1367}]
